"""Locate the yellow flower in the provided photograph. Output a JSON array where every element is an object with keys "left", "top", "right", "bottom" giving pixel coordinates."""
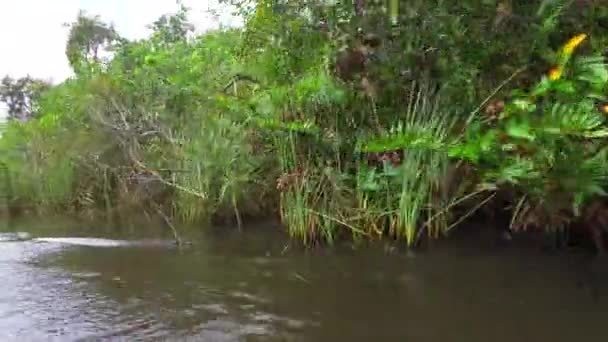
[
  {"left": 600, "top": 103, "right": 608, "bottom": 114},
  {"left": 561, "top": 33, "right": 587, "bottom": 58},
  {"left": 548, "top": 66, "right": 563, "bottom": 81}
]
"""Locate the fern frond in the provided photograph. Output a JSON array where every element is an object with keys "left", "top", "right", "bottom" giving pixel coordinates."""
[
  {"left": 573, "top": 55, "right": 608, "bottom": 87},
  {"left": 541, "top": 101, "right": 605, "bottom": 137}
]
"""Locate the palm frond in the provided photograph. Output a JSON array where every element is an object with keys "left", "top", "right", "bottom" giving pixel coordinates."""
[
  {"left": 540, "top": 101, "right": 606, "bottom": 137},
  {"left": 358, "top": 81, "right": 455, "bottom": 153}
]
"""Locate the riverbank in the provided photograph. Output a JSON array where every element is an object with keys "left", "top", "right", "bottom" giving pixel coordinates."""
[
  {"left": 1, "top": 209, "right": 602, "bottom": 259},
  {"left": 1, "top": 2, "right": 608, "bottom": 252}
]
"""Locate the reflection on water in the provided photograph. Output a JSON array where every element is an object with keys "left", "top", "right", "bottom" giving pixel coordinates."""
[{"left": 1, "top": 221, "right": 608, "bottom": 341}]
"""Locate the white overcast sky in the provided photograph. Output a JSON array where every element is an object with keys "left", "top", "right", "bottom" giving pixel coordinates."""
[{"left": 0, "top": 0, "right": 242, "bottom": 120}]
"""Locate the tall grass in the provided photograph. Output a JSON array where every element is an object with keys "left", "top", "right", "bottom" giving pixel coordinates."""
[
  {"left": 0, "top": 125, "right": 77, "bottom": 211},
  {"left": 358, "top": 81, "right": 457, "bottom": 247},
  {"left": 279, "top": 162, "right": 356, "bottom": 245},
  {"left": 172, "top": 114, "right": 263, "bottom": 226},
  {"left": 272, "top": 78, "right": 459, "bottom": 247},
  {"left": 0, "top": 160, "right": 11, "bottom": 223},
  {"left": 274, "top": 128, "right": 356, "bottom": 245},
  {"left": 276, "top": 132, "right": 315, "bottom": 243},
  {"left": 391, "top": 150, "right": 432, "bottom": 245}
]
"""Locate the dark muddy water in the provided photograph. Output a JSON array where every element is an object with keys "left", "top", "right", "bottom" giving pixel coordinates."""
[{"left": 1, "top": 218, "right": 608, "bottom": 341}]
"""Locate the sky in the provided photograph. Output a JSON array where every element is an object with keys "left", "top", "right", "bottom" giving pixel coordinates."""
[{"left": 0, "top": 0, "right": 242, "bottom": 120}]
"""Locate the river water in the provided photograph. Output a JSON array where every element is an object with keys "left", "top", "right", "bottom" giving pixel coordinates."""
[{"left": 1, "top": 218, "right": 608, "bottom": 341}]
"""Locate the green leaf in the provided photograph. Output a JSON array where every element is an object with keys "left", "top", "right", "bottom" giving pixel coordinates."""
[
  {"left": 575, "top": 55, "right": 608, "bottom": 86},
  {"left": 551, "top": 80, "right": 576, "bottom": 94},
  {"left": 479, "top": 130, "right": 498, "bottom": 151},
  {"left": 505, "top": 119, "right": 535, "bottom": 141},
  {"left": 573, "top": 192, "right": 585, "bottom": 217},
  {"left": 360, "top": 123, "right": 447, "bottom": 153},
  {"left": 531, "top": 77, "right": 552, "bottom": 97},
  {"left": 360, "top": 171, "right": 381, "bottom": 191},
  {"left": 512, "top": 99, "right": 537, "bottom": 113},
  {"left": 493, "top": 158, "right": 538, "bottom": 184}
]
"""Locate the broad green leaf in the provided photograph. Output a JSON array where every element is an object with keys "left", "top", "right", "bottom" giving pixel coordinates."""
[{"left": 506, "top": 119, "right": 535, "bottom": 141}]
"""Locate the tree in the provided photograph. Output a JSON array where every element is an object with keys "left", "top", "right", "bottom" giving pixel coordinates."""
[
  {"left": 0, "top": 75, "right": 50, "bottom": 121},
  {"left": 149, "top": 4, "right": 195, "bottom": 44},
  {"left": 64, "top": 10, "right": 121, "bottom": 72}
]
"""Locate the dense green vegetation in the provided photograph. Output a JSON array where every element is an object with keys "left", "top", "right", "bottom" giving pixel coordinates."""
[{"left": 1, "top": 0, "right": 608, "bottom": 251}]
